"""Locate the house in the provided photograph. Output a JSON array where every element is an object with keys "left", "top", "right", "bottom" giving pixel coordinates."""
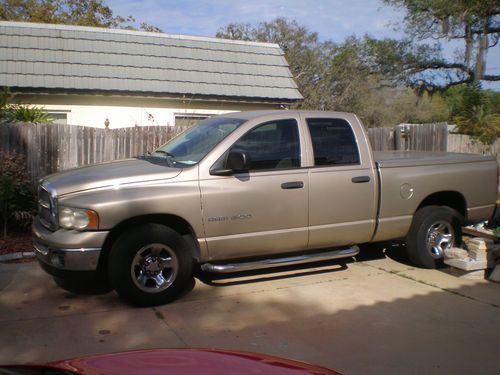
[{"left": 0, "top": 21, "right": 302, "bottom": 127}]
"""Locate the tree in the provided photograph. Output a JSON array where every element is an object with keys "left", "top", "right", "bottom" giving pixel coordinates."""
[
  {"left": 0, "top": 152, "right": 35, "bottom": 237},
  {"left": 0, "top": 0, "right": 161, "bottom": 31},
  {"left": 217, "top": 19, "right": 450, "bottom": 127},
  {"left": 381, "top": 0, "right": 500, "bottom": 92},
  {"left": 217, "top": 18, "right": 333, "bottom": 110},
  {"left": 452, "top": 82, "right": 500, "bottom": 144}
]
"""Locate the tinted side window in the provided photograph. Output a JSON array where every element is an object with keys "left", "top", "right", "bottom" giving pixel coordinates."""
[
  {"left": 231, "top": 119, "right": 300, "bottom": 171},
  {"left": 307, "top": 118, "right": 360, "bottom": 166}
]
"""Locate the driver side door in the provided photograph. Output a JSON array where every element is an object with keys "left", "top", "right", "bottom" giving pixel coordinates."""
[{"left": 199, "top": 118, "right": 309, "bottom": 261}]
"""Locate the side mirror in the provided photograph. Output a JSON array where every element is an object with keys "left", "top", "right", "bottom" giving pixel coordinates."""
[
  {"left": 227, "top": 150, "right": 250, "bottom": 172},
  {"left": 210, "top": 150, "right": 250, "bottom": 176}
]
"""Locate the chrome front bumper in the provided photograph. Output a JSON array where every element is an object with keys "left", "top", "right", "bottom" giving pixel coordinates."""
[
  {"left": 32, "top": 218, "right": 108, "bottom": 272},
  {"left": 33, "top": 240, "right": 101, "bottom": 271}
]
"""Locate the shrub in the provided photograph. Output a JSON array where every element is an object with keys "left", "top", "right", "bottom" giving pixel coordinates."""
[
  {"left": 0, "top": 152, "right": 36, "bottom": 236},
  {"left": 0, "top": 86, "right": 15, "bottom": 121},
  {"left": 453, "top": 82, "right": 500, "bottom": 145},
  {"left": 3, "top": 105, "right": 54, "bottom": 123},
  {"left": 1, "top": 87, "right": 53, "bottom": 123}
]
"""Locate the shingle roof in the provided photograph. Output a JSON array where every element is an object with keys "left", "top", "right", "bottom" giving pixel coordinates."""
[{"left": 0, "top": 21, "right": 302, "bottom": 103}]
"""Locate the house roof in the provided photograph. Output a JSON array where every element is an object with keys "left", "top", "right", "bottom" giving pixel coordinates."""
[{"left": 0, "top": 21, "right": 302, "bottom": 103}]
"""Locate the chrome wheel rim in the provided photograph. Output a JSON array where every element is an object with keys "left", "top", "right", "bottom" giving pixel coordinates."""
[
  {"left": 131, "top": 243, "right": 178, "bottom": 293},
  {"left": 426, "top": 221, "right": 454, "bottom": 259}
]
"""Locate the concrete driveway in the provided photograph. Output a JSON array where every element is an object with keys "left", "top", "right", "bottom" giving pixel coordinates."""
[{"left": 1, "top": 250, "right": 499, "bottom": 375}]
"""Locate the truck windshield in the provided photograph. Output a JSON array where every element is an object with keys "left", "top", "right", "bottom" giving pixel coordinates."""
[{"left": 151, "top": 116, "right": 245, "bottom": 167}]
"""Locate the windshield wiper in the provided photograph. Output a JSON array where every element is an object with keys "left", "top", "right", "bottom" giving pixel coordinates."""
[
  {"left": 151, "top": 150, "right": 175, "bottom": 158},
  {"left": 142, "top": 150, "right": 174, "bottom": 167}
]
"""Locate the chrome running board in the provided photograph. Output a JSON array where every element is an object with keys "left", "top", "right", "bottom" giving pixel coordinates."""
[{"left": 200, "top": 246, "right": 359, "bottom": 273}]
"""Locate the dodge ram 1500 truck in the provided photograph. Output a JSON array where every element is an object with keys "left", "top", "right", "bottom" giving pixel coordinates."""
[{"left": 32, "top": 111, "right": 498, "bottom": 306}]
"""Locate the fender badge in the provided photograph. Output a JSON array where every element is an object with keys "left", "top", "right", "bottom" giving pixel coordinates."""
[{"left": 208, "top": 214, "right": 252, "bottom": 222}]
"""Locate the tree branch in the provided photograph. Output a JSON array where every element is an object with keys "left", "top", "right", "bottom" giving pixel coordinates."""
[
  {"left": 483, "top": 75, "right": 500, "bottom": 81},
  {"left": 412, "top": 62, "right": 471, "bottom": 72},
  {"left": 485, "top": 26, "right": 500, "bottom": 33}
]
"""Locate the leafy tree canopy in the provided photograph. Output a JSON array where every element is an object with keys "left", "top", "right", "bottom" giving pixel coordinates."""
[
  {"left": 217, "top": 19, "right": 450, "bottom": 128},
  {"left": 0, "top": 0, "right": 161, "bottom": 31},
  {"left": 377, "top": 0, "right": 500, "bottom": 93},
  {"left": 447, "top": 82, "right": 500, "bottom": 144},
  {"left": 218, "top": 18, "right": 330, "bottom": 110}
]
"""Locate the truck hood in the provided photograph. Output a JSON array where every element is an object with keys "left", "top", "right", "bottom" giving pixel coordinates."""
[{"left": 44, "top": 158, "right": 182, "bottom": 196}]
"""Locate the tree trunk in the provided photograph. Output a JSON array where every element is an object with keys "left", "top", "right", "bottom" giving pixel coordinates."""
[
  {"left": 474, "top": 19, "right": 488, "bottom": 80},
  {"left": 464, "top": 23, "right": 472, "bottom": 68},
  {"left": 2, "top": 212, "right": 7, "bottom": 238}
]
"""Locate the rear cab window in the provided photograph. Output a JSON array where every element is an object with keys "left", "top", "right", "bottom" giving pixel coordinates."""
[{"left": 306, "top": 118, "right": 360, "bottom": 166}]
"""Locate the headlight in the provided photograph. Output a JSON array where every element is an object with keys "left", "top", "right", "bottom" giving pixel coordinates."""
[{"left": 59, "top": 207, "right": 99, "bottom": 230}]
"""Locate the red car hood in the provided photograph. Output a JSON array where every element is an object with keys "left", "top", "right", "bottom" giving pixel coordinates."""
[{"left": 1, "top": 349, "right": 343, "bottom": 375}]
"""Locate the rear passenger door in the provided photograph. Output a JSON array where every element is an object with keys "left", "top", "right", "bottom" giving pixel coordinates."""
[{"left": 303, "top": 116, "right": 377, "bottom": 249}]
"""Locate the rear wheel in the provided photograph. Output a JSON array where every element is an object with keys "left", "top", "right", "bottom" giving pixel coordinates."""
[
  {"left": 108, "top": 224, "right": 193, "bottom": 306},
  {"left": 405, "top": 206, "right": 462, "bottom": 269}
]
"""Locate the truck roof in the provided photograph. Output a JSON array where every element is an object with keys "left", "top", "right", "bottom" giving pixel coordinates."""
[{"left": 219, "top": 110, "right": 355, "bottom": 120}]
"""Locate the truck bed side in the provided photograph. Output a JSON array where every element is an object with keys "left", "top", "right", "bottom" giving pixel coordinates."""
[{"left": 372, "top": 151, "right": 497, "bottom": 242}]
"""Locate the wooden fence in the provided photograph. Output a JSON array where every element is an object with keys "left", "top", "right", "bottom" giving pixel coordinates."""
[
  {"left": 447, "top": 133, "right": 500, "bottom": 157},
  {"left": 367, "top": 123, "right": 450, "bottom": 152},
  {"left": 0, "top": 123, "right": 188, "bottom": 182},
  {"left": 0, "top": 121, "right": 498, "bottom": 183}
]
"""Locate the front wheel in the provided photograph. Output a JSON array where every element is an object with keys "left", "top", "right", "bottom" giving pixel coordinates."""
[
  {"left": 405, "top": 206, "right": 462, "bottom": 269},
  {"left": 108, "top": 224, "right": 193, "bottom": 307}
]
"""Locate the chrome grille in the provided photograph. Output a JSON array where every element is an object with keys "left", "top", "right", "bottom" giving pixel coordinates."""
[{"left": 38, "top": 181, "right": 58, "bottom": 231}]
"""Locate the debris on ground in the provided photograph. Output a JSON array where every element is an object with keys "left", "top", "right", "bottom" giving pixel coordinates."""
[
  {"left": 489, "top": 265, "right": 500, "bottom": 282},
  {"left": 462, "top": 221, "right": 499, "bottom": 241},
  {"left": 445, "top": 235, "right": 500, "bottom": 281}
]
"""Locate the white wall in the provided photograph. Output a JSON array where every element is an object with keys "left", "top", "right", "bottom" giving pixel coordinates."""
[
  {"left": 19, "top": 94, "right": 280, "bottom": 128},
  {"left": 40, "top": 104, "right": 232, "bottom": 127}
]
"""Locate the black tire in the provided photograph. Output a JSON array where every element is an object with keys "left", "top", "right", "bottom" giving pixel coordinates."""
[
  {"left": 108, "top": 224, "right": 193, "bottom": 307},
  {"left": 53, "top": 272, "right": 112, "bottom": 295},
  {"left": 405, "top": 205, "right": 462, "bottom": 269}
]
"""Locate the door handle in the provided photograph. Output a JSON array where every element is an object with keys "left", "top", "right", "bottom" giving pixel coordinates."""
[
  {"left": 281, "top": 181, "right": 304, "bottom": 189},
  {"left": 351, "top": 176, "right": 371, "bottom": 183}
]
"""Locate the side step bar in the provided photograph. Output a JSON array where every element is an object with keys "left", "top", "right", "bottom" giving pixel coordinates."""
[{"left": 200, "top": 246, "right": 359, "bottom": 274}]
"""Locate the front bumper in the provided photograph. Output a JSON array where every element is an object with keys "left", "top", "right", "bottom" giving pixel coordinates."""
[
  {"left": 32, "top": 217, "right": 109, "bottom": 272},
  {"left": 33, "top": 241, "right": 101, "bottom": 271}
]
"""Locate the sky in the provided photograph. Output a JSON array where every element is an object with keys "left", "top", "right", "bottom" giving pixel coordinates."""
[
  {"left": 107, "top": 0, "right": 499, "bottom": 89},
  {"left": 107, "top": 0, "right": 404, "bottom": 42}
]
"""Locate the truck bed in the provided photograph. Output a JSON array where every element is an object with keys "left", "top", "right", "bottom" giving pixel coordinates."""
[{"left": 374, "top": 151, "right": 496, "bottom": 168}]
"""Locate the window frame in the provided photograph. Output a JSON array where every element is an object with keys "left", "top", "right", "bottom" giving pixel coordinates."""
[{"left": 45, "top": 110, "right": 70, "bottom": 125}]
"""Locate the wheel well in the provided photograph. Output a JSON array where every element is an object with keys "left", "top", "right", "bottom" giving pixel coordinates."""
[
  {"left": 417, "top": 191, "right": 466, "bottom": 219},
  {"left": 97, "top": 214, "right": 200, "bottom": 274}
]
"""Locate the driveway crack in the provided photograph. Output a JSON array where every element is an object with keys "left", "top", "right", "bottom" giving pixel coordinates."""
[
  {"left": 364, "top": 263, "right": 500, "bottom": 309},
  {"left": 151, "top": 307, "right": 188, "bottom": 345}
]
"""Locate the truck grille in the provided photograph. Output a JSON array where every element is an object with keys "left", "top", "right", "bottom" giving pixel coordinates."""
[{"left": 38, "top": 182, "right": 58, "bottom": 231}]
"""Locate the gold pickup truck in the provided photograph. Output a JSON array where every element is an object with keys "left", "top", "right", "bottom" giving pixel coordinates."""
[{"left": 32, "top": 111, "right": 498, "bottom": 306}]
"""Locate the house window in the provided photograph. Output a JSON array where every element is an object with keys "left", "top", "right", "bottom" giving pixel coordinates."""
[
  {"left": 46, "top": 111, "right": 69, "bottom": 125},
  {"left": 175, "top": 114, "right": 210, "bottom": 127}
]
